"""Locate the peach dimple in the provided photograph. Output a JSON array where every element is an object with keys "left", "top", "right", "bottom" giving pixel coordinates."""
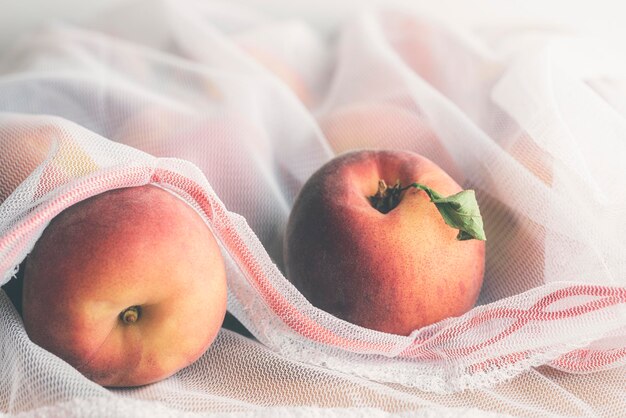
[{"left": 22, "top": 185, "right": 227, "bottom": 387}]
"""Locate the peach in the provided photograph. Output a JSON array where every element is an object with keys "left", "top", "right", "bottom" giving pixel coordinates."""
[
  {"left": 478, "top": 131, "right": 553, "bottom": 302},
  {"left": 239, "top": 44, "right": 312, "bottom": 106},
  {"left": 283, "top": 150, "right": 485, "bottom": 335},
  {"left": 0, "top": 121, "right": 97, "bottom": 203},
  {"left": 21, "top": 185, "right": 227, "bottom": 387}
]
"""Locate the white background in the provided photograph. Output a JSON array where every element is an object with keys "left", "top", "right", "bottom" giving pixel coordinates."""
[{"left": 1, "top": 0, "right": 626, "bottom": 52}]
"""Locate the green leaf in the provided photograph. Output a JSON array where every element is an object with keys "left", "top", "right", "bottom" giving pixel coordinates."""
[{"left": 412, "top": 184, "right": 486, "bottom": 241}]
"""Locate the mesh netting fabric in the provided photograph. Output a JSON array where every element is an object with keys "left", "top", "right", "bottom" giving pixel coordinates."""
[{"left": 1, "top": 0, "right": 625, "bottom": 416}]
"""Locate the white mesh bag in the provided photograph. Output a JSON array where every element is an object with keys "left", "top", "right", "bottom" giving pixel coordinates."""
[{"left": 1, "top": 0, "right": 625, "bottom": 416}]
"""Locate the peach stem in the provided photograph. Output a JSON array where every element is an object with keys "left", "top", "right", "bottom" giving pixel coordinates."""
[
  {"left": 369, "top": 179, "right": 422, "bottom": 214},
  {"left": 120, "top": 306, "right": 141, "bottom": 324}
]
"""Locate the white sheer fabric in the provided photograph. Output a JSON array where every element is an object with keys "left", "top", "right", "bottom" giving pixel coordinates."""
[{"left": 1, "top": 0, "right": 625, "bottom": 416}]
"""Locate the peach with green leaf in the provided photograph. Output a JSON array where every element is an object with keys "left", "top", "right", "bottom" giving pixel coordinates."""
[{"left": 283, "top": 150, "right": 485, "bottom": 335}]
